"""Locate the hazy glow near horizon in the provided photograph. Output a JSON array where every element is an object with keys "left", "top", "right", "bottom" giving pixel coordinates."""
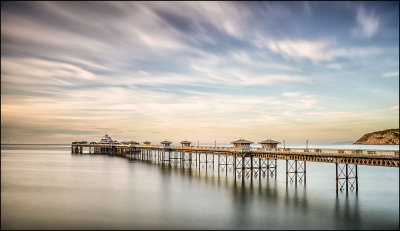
[{"left": 1, "top": 2, "right": 399, "bottom": 144}]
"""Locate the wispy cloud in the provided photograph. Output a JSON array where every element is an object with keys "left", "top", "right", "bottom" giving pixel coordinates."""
[
  {"left": 260, "top": 38, "right": 336, "bottom": 62},
  {"left": 352, "top": 5, "right": 380, "bottom": 39},
  {"left": 255, "top": 37, "right": 388, "bottom": 63}
]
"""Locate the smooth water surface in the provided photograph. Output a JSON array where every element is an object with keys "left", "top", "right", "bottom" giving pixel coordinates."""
[{"left": 1, "top": 144, "right": 399, "bottom": 230}]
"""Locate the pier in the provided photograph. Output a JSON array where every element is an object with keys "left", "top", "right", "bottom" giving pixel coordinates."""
[{"left": 71, "top": 138, "right": 399, "bottom": 192}]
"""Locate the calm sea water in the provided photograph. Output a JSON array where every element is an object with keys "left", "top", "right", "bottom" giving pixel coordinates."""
[{"left": 1, "top": 144, "right": 399, "bottom": 230}]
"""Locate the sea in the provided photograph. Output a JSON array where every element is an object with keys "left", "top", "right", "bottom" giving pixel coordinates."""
[{"left": 1, "top": 143, "right": 399, "bottom": 230}]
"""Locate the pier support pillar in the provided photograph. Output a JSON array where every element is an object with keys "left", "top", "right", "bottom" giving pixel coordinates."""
[
  {"left": 234, "top": 155, "right": 245, "bottom": 179},
  {"left": 161, "top": 149, "right": 171, "bottom": 166},
  {"left": 286, "top": 159, "right": 306, "bottom": 185},
  {"left": 199, "top": 153, "right": 213, "bottom": 171},
  {"left": 243, "top": 155, "right": 254, "bottom": 179},
  {"left": 259, "top": 158, "right": 277, "bottom": 178},
  {"left": 218, "top": 155, "right": 233, "bottom": 175},
  {"left": 336, "top": 163, "right": 358, "bottom": 192},
  {"left": 182, "top": 152, "right": 193, "bottom": 169}
]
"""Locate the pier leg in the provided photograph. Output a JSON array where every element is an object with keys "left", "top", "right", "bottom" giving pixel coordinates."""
[
  {"left": 190, "top": 153, "right": 193, "bottom": 169},
  {"left": 346, "top": 164, "right": 348, "bottom": 191},
  {"left": 234, "top": 155, "right": 245, "bottom": 179},
  {"left": 234, "top": 156, "right": 237, "bottom": 179},
  {"left": 226, "top": 156, "right": 228, "bottom": 175},
  {"left": 181, "top": 152, "right": 184, "bottom": 168},
  {"left": 182, "top": 152, "right": 185, "bottom": 169},
  {"left": 242, "top": 156, "right": 245, "bottom": 179},
  {"left": 206, "top": 154, "right": 214, "bottom": 171},
  {"left": 336, "top": 163, "right": 338, "bottom": 191},
  {"left": 259, "top": 158, "right": 268, "bottom": 177},
  {"left": 286, "top": 159, "right": 306, "bottom": 184},
  {"left": 168, "top": 150, "right": 171, "bottom": 167},
  {"left": 286, "top": 159, "right": 288, "bottom": 183},
  {"left": 205, "top": 154, "right": 208, "bottom": 171},
  {"left": 295, "top": 160, "right": 298, "bottom": 186},
  {"left": 250, "top": 156, "right": 253, "bottom": 179},
  {"left": 218, "top": 155, "right": 220, "bottom": 174},
  {"left": 336, "top": 163, "right": 358, "bottom": 192},
  {"left": 355, "top": 165, "right": 358, "bottom": 192},
  {"left": 272, "top": 159, "right": 277, "bottom": 178},
  {"left": 218, "top": 155, "right": 230, "bottom": 175},
  {"left": 212, "top": 155, "right": 215, "bottom": 170}
]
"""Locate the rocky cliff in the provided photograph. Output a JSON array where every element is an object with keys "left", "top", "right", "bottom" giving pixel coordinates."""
[{"left": 354, "top": 129, "right": 399, "bottom": 145}]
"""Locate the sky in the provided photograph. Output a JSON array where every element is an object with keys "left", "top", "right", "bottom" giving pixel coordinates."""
[{"left": 1, "top": 1, "right": 399, "bottom": 145}]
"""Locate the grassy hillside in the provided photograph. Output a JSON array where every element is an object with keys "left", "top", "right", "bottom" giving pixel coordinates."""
[{"left": 354, "top": 129, "right": 399, "bottom": 145}]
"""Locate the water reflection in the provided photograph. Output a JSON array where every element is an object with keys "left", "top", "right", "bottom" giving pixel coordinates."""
[
  {"left": 334, "top": 192, "right": 360, "bottom": 229},
  {"left": 284, "top": 182, "right": 308, "bottom": 214},
  {"left": 151, "top": 162, "right": 375, "bottom": 229}
]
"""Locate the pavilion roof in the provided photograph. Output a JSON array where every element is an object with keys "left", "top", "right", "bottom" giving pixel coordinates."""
[
  {"left": 180, "top": 140, "right": 192, "bottom": 144},
  {"left": 231, "top": 139, "right": 254, "bottom": 144},
  {"left": 259, "top": 139, "right": 281, "bottom": 144},
  {"left": 160, "top": 140, "right": 172, "bottom": 144}
]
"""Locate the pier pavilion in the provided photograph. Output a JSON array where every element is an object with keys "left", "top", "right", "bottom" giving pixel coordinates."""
[
  {"left": 231, "top": 139, "right": 253, "bottom": 152},
  {"left": 259, "top": 139, "right": 281, "bottom": 150},
  {"left": 143, "top": 141, "right": 151, "bottom": 145},
  {"left": 160, "top": 140, "right": 172, "bottom": 148},
  {"left": 180, "top": 140, "right": 192, "bottom": 147}
]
